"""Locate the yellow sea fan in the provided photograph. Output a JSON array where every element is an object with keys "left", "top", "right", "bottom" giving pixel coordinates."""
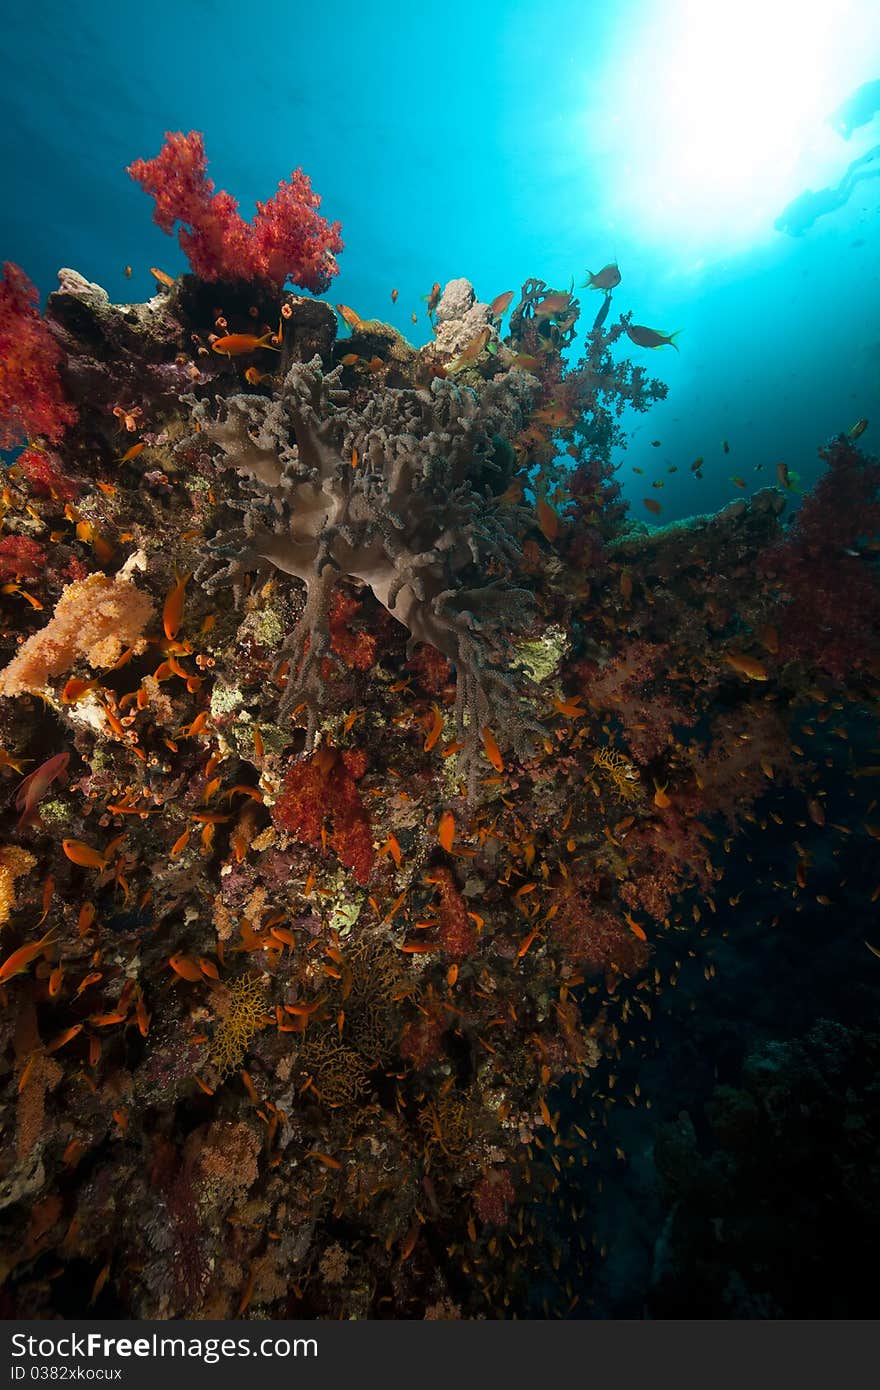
[
  {"left": 208, "top": 974, "right": 268, "bottom": 1078},
  {"left": 592, "top": 746, "right": 640, "bottom": 801}
]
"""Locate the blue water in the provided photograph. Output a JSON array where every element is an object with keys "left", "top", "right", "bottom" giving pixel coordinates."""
[{"left": 4, "top": 0, "right": 879, "bottom": 517}]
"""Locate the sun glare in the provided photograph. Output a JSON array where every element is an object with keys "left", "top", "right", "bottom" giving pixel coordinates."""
[{"left": 588, "top": 0, "right": 880, "bottom": 256}]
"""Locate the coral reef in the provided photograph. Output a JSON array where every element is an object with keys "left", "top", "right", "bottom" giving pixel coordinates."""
[{"left": 0, "top": 139, "right": 877, "bottom": 1319}]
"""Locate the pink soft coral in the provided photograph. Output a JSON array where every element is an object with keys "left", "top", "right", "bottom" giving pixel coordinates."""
[
  {"left": 0, "top": 263, "right": 77, "bottom": 448},
  {"left": 127, "top": 131, "right": 343, "bottom": 292}
]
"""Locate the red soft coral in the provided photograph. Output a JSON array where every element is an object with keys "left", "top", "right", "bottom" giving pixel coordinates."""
[
  {"left": 431, "top": 866, "right": 478, "bottom": 959},
  {"left": 272, "top": 744, "right": 373, "bottom": 884},
  {"left": 16, "top": 445, "right": 81, "bottom": 501},
  {"left": 759, "top": 437, "right": 880, "bottom": 679},
  {"left": 0, "top": 535, "right": 47, "bottom": 582},
  {"left": 0, "top": 263, "right": 77, "bottom": 448},
  {"left": 127, "top": 131, "right": 343, "bottom": 292}
]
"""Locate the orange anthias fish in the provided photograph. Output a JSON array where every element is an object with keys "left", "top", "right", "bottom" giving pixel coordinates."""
[
  {"left": 448, "top": 326, "right": 490, "bottom": 372},
  {"left": 391, "top": 288, "right": 399, "bottom": 303},
  {"left": 582, "top": 262, "right": 621, "bottom": 291},
  {"left": 626, "top": 324, "right": 680, "bottom": 351},
  {"left": 336, "top": 304, "right": 364, "bottom": 331},
  {"left": 535, "top": 496, "right": 560, "bottom": 542},
  {"left": 489, "top": 290, "right": 514, "bottom": 318},
  {"left": 482, "top": 726, "right": 504, "bottom": 773},
  {"left": 15, "top": 751, "right": 70, "bottom": 832},
  {"left": 244, "top": 366, "right": 270, "bottom": 385},
  {"left": 117, "top": 442, "right": 146, "bottom": 464},
  {"left": 535, "top": 289, "right": 574, "bottom": 319},
  {"left": 0, "top": 927, "right": 58, "bottom": 985},
  {"left": 62, "top": 837, "right": 123, "bottom": 871},
  {"left": 212, "top": 332, "right": 280, "bottom": 358},
  {"left": 168, "top": 954, "right": 204, "bottom": 983},
  {"left": 163, "top": 571, "right": 191, "bottom": 641},
  {"left": 643, "top": 497, "right": 663, "bottom": 515},
  {"left": 438, "top": 810, "right": 456, "bottom": 852},
  {"left": 423, "top": 282, "right": 442, "bottom": 317},
  {"left": 150, "top": 267, "right": 175, "bottom": 288},
  {"left": 724, "top": 653, "right": 769, "bottom": 681}
]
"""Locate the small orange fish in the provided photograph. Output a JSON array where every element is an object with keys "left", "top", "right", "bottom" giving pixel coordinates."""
[
  {"left": 123, "top": 265, "right": 132, "bottom": 278},
  {"left": 15, "top": 751, "right": 70, "bottom": 832},
  {"left": 136, "top": 994, "right": 150, "bottom": 1038},
  {"left": 516, "top": 926, "right": 541, "bottom": 959},
  {"left": 643, "top": 497, "right": 663, "bottom": 515},
  {"left": 481, "top": 726, "right": 504, "bottom": 773},
  {"left": 489, "top": 290, "right": 514, "bottom": 318},
  {"left": 305, "top": 1150, "right": 342, "bottom": 1169},
  {"left": 724, "top": 653, "right": 768, "bottom": 682},
  {"left": 150, "top": 267, "right": 175, "bottom": 288},
  {"left": 0, "top": 927, "right": 58, "bottom": 985},
  {"left": 1, "top": 582, "right": 44, "bottom": 609},
  {"left": 424, "top": 703, "right": 444, "bottom": 752},
  {"left": 380, "top": 834, "right": 403, "bottom": 868},
  {"left": 170, "top": 827, "right": 191, "bottom": 858},
  {"left": 90, "top": 1009, "right": 129, "bottom": 1027},
  {"left": 163, "top": 571, "right": 191, "bottom": 641},
  {"left": 117, "top": 442, "right": 146, "bottom": 464},
  {"left": 244, "top": 366, "right": 270, "bottom": 385},
  {"left": 535, "top": 289, "right": 574, "bottom": 318},
  {"left": 45, "top": 1023, "right": 83, "bottom": 1053},
  {"left": 653, "top": 780, "right": 671, "bottom": 809},
  {"left": 336, "top": 304, "right": 364, "bottom": 331},
  {"left": 0, "top": 748, "right": 30, "bottom": 775},
  {"left": 582, "top": 263, "right": 621, "bottom": 291},
  {"left": 61, "top": 677, "right": 99, "bottom": 704},
  {"left": 62, "top": 838, "right": 117, "bottom": 871},
  {"left": 535, "top": 496, "right": 559, "bottom": 542},
  {"left": 423, "top": 282, "right": 442, "bottom": 317},
  {"left": 399, "top": 1222, "right": 420, "bottom": 1261},
  {"left": 438, "top": 810, "right": 455, "bottom": 852},
  {"left": 89, "top": 1261, "right": 111, "bottom": 1306},
  {"left": 168, "top": 954, "right": 203, "bottom": 983},
  {"left": 731, "top": 475, "right": 746, "bottom": 489},
  {"left": 626, "top": 324, "right": 680, "bottom": 351},
  {"left": 448, "top": 326, "right": 490, "bottom": 372},
  {"left": 624, "top": 912, "right": 647, "bottom": 942},
  {"left": 340, "top": 353, "right": 360, "bottom": 366},
  {"left": 391, "top": 288, "right": 399, "bottom": 303},
  {"left": 211, "top": 332, "right": 280, "bottom": 358}
]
